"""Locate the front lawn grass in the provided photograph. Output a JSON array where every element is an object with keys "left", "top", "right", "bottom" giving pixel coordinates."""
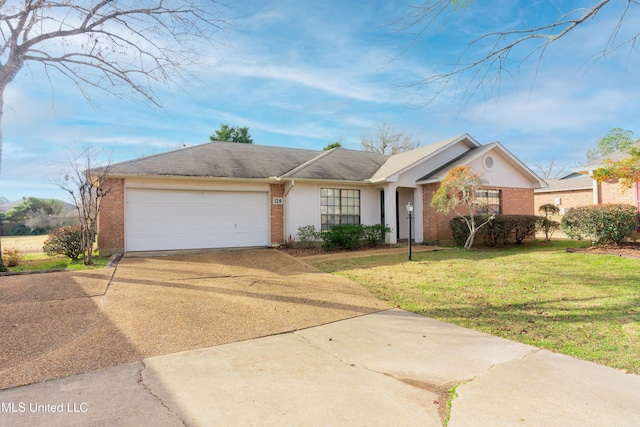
[
  {"left": 7, "top": 252, "right": 109, "bottom": 272},
  {"left": 312, "top": 240, "right": 640, "bottom": 374}
]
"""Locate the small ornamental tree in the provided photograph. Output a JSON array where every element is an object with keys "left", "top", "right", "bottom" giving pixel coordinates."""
[
  {"left": 55, "top": 148, "right": 112, "bottom": 265},
  {"left": 593, "top": 146, "right": 640, "bottom": 190},
  {"left": 431, "top": 165, "right": 494, "bottom": 250},
  {"left": 538, "top": 204, "right": 561, "bottom": 243}
]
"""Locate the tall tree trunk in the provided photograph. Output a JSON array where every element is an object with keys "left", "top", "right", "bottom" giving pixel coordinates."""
[{"left": 0, "top": 91, "right": 7, "bottom": 272}]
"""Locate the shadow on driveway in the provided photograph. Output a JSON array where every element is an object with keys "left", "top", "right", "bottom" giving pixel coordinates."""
[{"left": 0, "top": 249, "right": 385, "bottom": 389}]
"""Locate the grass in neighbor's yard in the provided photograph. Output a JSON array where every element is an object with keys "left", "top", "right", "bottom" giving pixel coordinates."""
[
  {"left": 2, "top": 235, "right": 107, "bottom": 272},
  {"left": 312, "top": 240, "right": 640, "bottom": 374},
  {"left": 6, "top": 252, "right": 109, "bottom": 272}
]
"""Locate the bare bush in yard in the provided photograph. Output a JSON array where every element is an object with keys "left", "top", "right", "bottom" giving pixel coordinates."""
[
  {"left": 43, "top": 226, "right": 84, "bottom": 261},
  {"left": 3, "top": 246, "right": 21, "bottom": 267}
]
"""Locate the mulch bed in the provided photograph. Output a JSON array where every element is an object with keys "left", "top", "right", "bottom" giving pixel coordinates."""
[
  {"left": 566, "top": 242, "right": 640, "bottom": 259},
  {"left": 277, "top": 245, "right": 405, "bottom": 258}
]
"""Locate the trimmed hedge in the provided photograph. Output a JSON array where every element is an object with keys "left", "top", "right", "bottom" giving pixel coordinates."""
[
  {"left": 321, "top": 224, "right": 391, "bottom": 251},
  {"left": 561, "top": 204, "right": 638, "bottom": 244},
  {"left": 450, "top": 215, "right": 539, "bottom": 247}
]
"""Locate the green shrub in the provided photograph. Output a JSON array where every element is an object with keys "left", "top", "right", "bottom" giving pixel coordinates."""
[
  {"left": 561, "top": 204, "right": 638, "bottom": 244},
  {"left": 31, "top": 226, "right": 49, "bottom": 235},
  {"left": 11, "top": 224, "right": 32, "bottom": 236},
  {"left": 537, "top": 217, "right": 560, "bottom": 242},
  {"left": 296, "top": 225, "right": 321, "bottom": 247},
  {"left": 362, "top": 224, "right": 391, "bottom": 247},
  {"left": 321, "top": 224, "right": 364, "bottom": 251},
  {"left": 450, "top": 215, "right": 539, "bottom": 247},
  {"left": 511, "top": 215, "right": 539, "bottom": 244},
  {"left": 538, "top": 203, "right": 560, "bottom": 217},
  {"left": 481, "top": 215, "right": 514, "bottom": 246},
  {"left": 538, "top": 204, "right": 561, "bottom": 242},
  {"left": 449, "top": 217, "right": 470, "bottom": 247},
  {"left": 3, "top": 246, "right": 22, "bottom": 267},
  {"left": 43, "top": 225, "right": 84, "bottom": 260}
]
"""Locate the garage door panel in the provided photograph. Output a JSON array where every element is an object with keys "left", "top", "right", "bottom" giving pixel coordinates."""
[{"left": 125, "top": 189, "right": 269, "bottom": 251}]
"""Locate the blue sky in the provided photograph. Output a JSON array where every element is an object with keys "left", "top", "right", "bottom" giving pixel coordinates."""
[{"left": 1, "top": 0, "right": 639, "bottom": 202}]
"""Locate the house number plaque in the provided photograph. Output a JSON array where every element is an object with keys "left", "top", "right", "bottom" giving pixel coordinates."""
[{"left": 272, "top": 197, "right": 284, "bottom": 205}]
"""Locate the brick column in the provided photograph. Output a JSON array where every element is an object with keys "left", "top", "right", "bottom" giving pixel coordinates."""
[
  {"left": 97, "top": 178, "right": 125, "bottom": 255},
  {"left": 270, "top": 183, "right": 285, "bottom": 246}
]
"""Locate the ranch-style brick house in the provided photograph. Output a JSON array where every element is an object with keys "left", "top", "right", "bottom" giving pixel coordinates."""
[{"left": 96, "top": 134, "right": 546, "bottom": 254}]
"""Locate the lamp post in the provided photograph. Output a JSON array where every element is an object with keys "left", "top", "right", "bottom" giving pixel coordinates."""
[{"left": 406, "top": 202, "right": 413, "bottom": 261}]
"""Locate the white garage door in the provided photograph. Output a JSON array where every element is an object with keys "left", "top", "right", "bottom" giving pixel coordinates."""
[{"left": 125, "top": 188, "right": 269, "bottom": 252}]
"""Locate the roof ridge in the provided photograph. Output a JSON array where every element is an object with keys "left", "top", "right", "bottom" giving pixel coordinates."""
[{"left": 278, "top": 147, "right": 334, "bottom": 178}]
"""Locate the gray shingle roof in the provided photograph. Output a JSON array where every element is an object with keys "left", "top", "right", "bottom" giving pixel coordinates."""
[
  {"left": 535, "top": 174, "right": 593, "bottom": 193},
  {"left": 105, "top": 136, "right": 535, "bottom": 185},
  {"left": 283, "top": 148, "right": 388, "bottom": 181},
  {"left": 106, "top": 142, "right": 321, "bottom": 179},
  {"left": 106, "top": 141, "right": 389, "bottom": 181}
]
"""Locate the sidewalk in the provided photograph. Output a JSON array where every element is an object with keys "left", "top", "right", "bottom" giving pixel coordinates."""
[{"left": 2, "top": 309, "right": 639, "bottom": 426}]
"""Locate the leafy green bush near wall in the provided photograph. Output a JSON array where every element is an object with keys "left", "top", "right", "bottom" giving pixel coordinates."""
[
  {"left": 450, "top": 214, "right": 539, "bottom": 247},
  {"left": 561, "top": 204, "right": 638, "bottom": 244},
  {"left": 320, "top": 224, "right": 392, "bottom": 251}
]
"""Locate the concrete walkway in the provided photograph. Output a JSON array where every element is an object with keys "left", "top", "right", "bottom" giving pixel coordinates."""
[{"left": 2, "top": 309, "right": 639, "bottom": 427}]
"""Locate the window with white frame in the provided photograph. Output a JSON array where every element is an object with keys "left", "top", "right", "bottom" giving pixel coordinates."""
[
  {"left": 320, "top": 188, "right": 360, "bottom": 231},
  {"left": 476, "top": 189, "right": 502, "bottom": 215}
]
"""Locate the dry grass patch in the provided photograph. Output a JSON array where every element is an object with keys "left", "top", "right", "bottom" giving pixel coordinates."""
[
  {"left": 1, "top": 235, "right": 48, "bottom": 253},
  {"left": 312, "top": 241, "right": 640, "bottom": 374}
]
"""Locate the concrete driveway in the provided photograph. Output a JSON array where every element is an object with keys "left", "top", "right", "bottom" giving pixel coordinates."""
[
  {"left": 2, "top": 309, "right": 640, "bottom": 427},
  {"left": 2, "top": 249, "right": 640, "bottom": 426},
  {"left": 0, "top": 249, "right": 385, "bottom": 390}
]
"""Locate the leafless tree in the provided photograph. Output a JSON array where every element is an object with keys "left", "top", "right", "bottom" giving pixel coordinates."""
[
  {"left": 55, "top": 147, "right": 112, "bottom": 265},
  {"left": 534, "top": 158, "right": 571, "bottom": 180},
  {"left": 361, "top": 121, "right": 421, "bottom": 155},
  {"left": 0, "top": 0, "right": 228, "bottom": 270},
  {"left": 396, "top": 1, "right": 639, "bottom": 103}
]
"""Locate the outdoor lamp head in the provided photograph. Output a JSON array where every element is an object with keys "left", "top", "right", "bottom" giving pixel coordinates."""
[{"left": 406, "top": 202, "right": 413, "bottom": 213}]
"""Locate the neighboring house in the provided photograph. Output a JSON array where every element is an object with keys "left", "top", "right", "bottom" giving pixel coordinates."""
[
  {"left": 96, "top": 134, "right": 546, "bottom": 254},
  {"left": 534, "top": 150, "right": 640, "bottom": 214},
  {"left": 534, "top": 173, "right": 594, "bottom": 214}
]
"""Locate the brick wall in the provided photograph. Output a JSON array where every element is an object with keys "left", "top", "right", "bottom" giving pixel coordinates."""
[
  {"left": 534, "top": 190, "right": 593, "bottom": 213},
  {"left": 501, "top": 187, "right": 534, "bottom": 215},
  {"left": 600, "top": 181, "right": 638, "bottom": 205},
  {"left": 422, "top": 185, "right": 535, "bottom": 244},
  {"left": 270, "top": 183, "right": 284, "bottom": 246},
  {"left": 97, "top": 178, "right": 125, "bottom": 255}
]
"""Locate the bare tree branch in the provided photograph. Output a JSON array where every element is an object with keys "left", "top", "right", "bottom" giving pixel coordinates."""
[
  {"left": 0, "top": 1, "right": 229, "bottom": 268},
  {"left": 534, "top": 158, "right": 571, "bottom": 180},
  {"left": 361, "top": 121, "right": 421, "bottom": 155},
  {"left": 396, "top": 1, "right": 639, "bottom": 104},
  {"left": 53, "top": 146, "right": 112, "bottom": 265}
]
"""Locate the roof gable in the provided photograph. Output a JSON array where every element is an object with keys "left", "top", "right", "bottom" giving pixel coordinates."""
[
  {"left": 417, "top": 142, "right": 547, "bottom": 188},
  {"left": 369, "top": 134, "right": 480, "bottom": 182}
]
